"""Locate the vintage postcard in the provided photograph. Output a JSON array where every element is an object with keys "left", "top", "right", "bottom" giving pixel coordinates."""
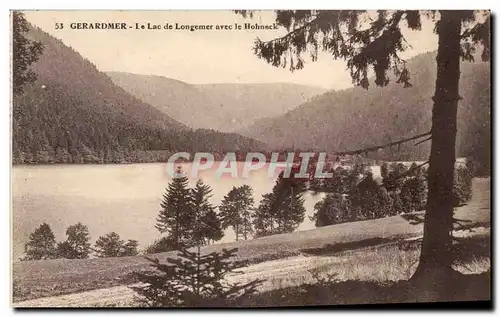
[{"left": 11, "top": 10, "right": 491, "bottom": 308}]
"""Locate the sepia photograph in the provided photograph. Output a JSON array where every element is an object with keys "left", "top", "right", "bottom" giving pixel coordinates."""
[{"left": 10, "top": 9, "right": 491, "bottom": 308}]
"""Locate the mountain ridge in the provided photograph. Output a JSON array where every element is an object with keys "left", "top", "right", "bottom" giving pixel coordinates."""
[
  {"left": 106, "top": 71, "right": 327, "bottom": 132},
  {"left": 12, "top": 24, "right": 267, "bottom": 164},
  {"left": 237, "top": 51, "right": 490, "bottom": 167}
]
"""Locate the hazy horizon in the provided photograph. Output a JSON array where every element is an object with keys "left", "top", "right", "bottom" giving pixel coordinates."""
[{"left": 22, "top": 10, "right": 439, "bottom": 90}]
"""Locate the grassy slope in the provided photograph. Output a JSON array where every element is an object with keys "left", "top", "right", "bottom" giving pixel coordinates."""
[{"left": 12, "top": 178, "right": 490, "bottom": 302}]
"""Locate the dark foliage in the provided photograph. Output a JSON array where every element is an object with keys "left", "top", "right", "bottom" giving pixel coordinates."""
[
  {"left": 312, "top": 162, "right": 472, "bottom": 227},
  {"left": 132, "top": 247, "right": 262, "bottom": 307},
  {"left": 453, "top": 165, "right": 473, "bottom": 206},
  {"left": 142, "top": 236, "right": 179, "bottom": 255},
  {"left": 219, "top": 185, "right": 255, "bottom": 241},
  {"left": 12, "top": 11, "right": 43, "bottom": 96},
  {"left": 155, "top": 168, "right": 195, "bottom": 248},
  {"left": 12, "top": 24, "right": 266, "bottom": 165},
  {"left": 310, "top": 193, "right": 352, "bottom": 227},
  {"left": 94, "top": 232, "right": 139, "bottom": 258},
  {"left": 56, "top": 222, "right": 91, "bottom": 259},
  {"left": 191, "top": 180, "right": 224, "bottom": 246},
  {"left": 253, "top": 170, "right": 307, "bottom": 237},
  {"left": 22, "top": 223, "right": 57, "bottom": 261}
]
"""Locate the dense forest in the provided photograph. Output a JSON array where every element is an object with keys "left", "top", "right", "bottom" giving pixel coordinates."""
[
  {"left": 12, "top": 25, "right": 266, "bottom": 164},
  {"left": 241, "top": 51, "right": 490, "bottom": 173}
]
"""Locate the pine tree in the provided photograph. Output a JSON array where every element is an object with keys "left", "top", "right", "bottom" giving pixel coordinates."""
[
  {"left": 131, "top": 247, "right": 262, "bottom": 307},
  {"left": 252, "top": 193, "right": 276, "bottom": 238},
  {"left": 191, "top": 179, "right": 223, "bottom": 246},
  {"left": 219, "top": 185, "right": 254, "bottom": 241},
  {"left": 155, "top": 167, "right": 194, "bottom": 249},
  {"left": 134, "top": 181, "right": 261, "bottom": 307},
  {"left": 237, "top": 10, "right": 489, "bottom": 283},
  {"left": 57, "top": 222, "right": 91, "bottom": 259},
  {"left": 22, "top": 223, "right": 57, "bottom": 261},
  {"left": 273, "top": 171, "right": 307, "bottom": 233},
  {"left": 253, "top": 171, "right": 307, "bottom": 235}
]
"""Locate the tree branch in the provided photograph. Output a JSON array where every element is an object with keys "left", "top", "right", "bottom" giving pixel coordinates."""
[
  {"left": 332, "top": 131, "right": 431, "bottom": 156},
  {"left": 414, "top": 136, "right": 432, "bottom": 147}
]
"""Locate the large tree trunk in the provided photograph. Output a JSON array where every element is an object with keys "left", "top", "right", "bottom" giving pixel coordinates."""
[{"left": 411, "top": 11, "right": 463, "bottom": 290}]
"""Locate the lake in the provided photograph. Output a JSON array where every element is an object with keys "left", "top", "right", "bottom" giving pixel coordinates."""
[{"left": 14, "top": 163, "right": 357, "bottom": 261}]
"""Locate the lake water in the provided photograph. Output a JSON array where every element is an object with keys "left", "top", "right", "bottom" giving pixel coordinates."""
[
  {"left": 14, "top": 163, "right": 355, "bottom": 261},
  {"left": 12, "top": 159, "right": 469, "bottom": 261}
]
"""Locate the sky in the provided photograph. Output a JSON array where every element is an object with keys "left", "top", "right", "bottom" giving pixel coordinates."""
[{"left": 23, "top": 10, "right": 439, "bottom": 90}]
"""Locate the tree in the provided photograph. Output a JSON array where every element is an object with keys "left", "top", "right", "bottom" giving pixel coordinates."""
[
  {"left": 311, "top": 193, "right": 352, "bottom": 227},
  {"left": 94, "top": 232, "right": 124, "bottom": 258},
  {"left": 252, "top": 193, "right": 276, "bottom": 238},
  {"left": 452, "top": 165, "right": 473, "bottom": 206},
  {"left": 400, "top": 167, "right": 428, "bottom": 212},
  {"left": 202, "top": 209, "right": 224, "bottom": 245},
  {"left": 253, "top": 170, "right": 307, "bottom": 236},
  {"left": 191, "top": 179, "right": 223, "bottom": 246},
  {"left": 349, "top": 171, "right": 392, "bottom": 220},
  {"left": 381, "top": 163, "right": 408, "bottom": 192},
  {"left": 12, "top": 11, "right": 43, "bottom": 96},
  {"left": 57, "top": 222, "right": 91, "bottom": 259},
  {"left": 238, "top": 10, "right": 489, "bottom": 287},
  {"left": 273, "top": 172, "right": 307, "bottom": 233},
  {"left": 121, "top": 239, "right": 140, "bottom": 256},
  {"left": 132, "top": 247, "right": 262, "bottom": 307},
  {"left": 155, "top": 167, "right": 194, "bottom": 249},
  {"left": 22, "top": 223, "right": 57, "bottom": 261},
  {"left": 219, "top": 185, "right": 255, "bottom": 241}
]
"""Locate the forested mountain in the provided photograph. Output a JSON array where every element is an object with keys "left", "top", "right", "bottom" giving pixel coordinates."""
[
  {"left": 106, "top": 72, "right": 326, "bottom": 132},
  {"left": 239, "top": 52, "right": 490, "bottom": 170},
  {"left": 12, "top": 25, "right": 266, "bottom": 164}
]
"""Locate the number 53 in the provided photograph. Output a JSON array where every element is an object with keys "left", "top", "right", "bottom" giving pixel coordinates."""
[{"left": 55, "top": 23, "right": 64, "bottom": 29}]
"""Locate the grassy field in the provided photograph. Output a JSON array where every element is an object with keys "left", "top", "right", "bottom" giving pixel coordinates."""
[
  {"left": 12, "top": 178, "right": 490, "bottom": 303},
  {"left": 13, "top": 228, "right": 490, "bottom": 307}
]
